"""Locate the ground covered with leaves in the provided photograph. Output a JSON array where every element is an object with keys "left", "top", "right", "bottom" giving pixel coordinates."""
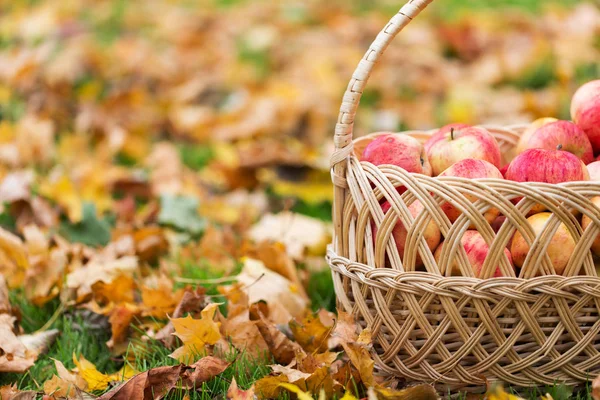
[{"left": 0, "top": 0, "right": 599, "bottom": 399}]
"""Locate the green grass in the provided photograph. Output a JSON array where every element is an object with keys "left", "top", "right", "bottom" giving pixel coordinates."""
[{"left": 1, "top": 293, "right": 116, "bottom": 391}]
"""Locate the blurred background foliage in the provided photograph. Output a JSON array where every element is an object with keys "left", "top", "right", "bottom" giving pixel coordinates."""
[{"left": 0, "top": 0, "right": 598, "bottom": 220}]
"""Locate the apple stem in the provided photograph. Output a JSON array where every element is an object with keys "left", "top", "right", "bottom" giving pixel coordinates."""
[
  {"left": 450, "top": 127, "right": 455, "bottom": 140},
  {"left": 556, "top": 144, "right": 563, "bottom": 151}
]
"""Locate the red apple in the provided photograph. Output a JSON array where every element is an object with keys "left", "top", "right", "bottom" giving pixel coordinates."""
[
  {"left": 425, "top": 124, "right": 502, "bottom": 176},
  {"left": 506, "top": 148, "right": 589, "bottom": 184},
  {"left": 424, "top": 123, "right": 470, "bottom": 154},
  {"left": 571, "top": 80, "right": 600, "bottom": 153},
  {"left": 361, "top": 133, "right": 432, "bottom": 176},
  {"left": 373, "top": 200, "right": 441, "bottom": 268},
  {"left": 515, "top": 117, "right": 557, "bottom": 156},
  {"left": 438, "top": 159, "right": 503, "bottom": 225},
  {"left": 511, "top": 212, "right": 576, "bottom": 275},
  {"left": 581, "top": 197, "right": 600, "bottom": 256},
  {"left": 518, "top": 120, "right": 593, "bottom": 164},
  {"left": 434, "top": 230, "right": 513, "bottom": 278},
  {"left": 588, "top": 161, "right": 600, "bottom": 181}
]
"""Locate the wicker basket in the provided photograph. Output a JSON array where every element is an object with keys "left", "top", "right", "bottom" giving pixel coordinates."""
[{"left": 328, "top": 0, "right": 600, "bottom": 390}]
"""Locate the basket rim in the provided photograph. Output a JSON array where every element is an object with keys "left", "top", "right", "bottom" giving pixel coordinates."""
[{"left": 327, "top": 246, "right": 600, "bottom": 289}]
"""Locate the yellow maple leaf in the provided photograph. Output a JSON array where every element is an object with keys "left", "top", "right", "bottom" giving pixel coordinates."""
[
  {"left": 39, "top": 174, "right": 82, "bottom": 223},
  {"left": 72, "top": 354, "right": 136, "bottom": 391},
  {"left": 486, "top": 385, "right": 525, "bottom": 400},
  {"left": 340, "top": 391, "right": 358, "bottom": 400},
  {"left": 279, "top": 382, "right": 314, "bottom": 400},
  {"left": 170, "top": 303, "right": 222, "bottom": 364}
]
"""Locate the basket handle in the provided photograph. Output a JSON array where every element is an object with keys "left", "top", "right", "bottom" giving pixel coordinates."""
[{"left": 331, "top": 0, "right": 434, "bottom": 185}]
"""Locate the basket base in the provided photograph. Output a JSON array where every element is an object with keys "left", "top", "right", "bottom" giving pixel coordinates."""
[{"left": 329, "top": 252, "right": 600, "bottom": 389}]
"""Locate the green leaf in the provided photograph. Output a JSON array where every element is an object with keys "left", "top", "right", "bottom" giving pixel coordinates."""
[
  {"left": 158, "top": 195, "right": 205, "bottom": 236},
  {"left": 59, "top": 203, "right": 112, "bottom": 247}
]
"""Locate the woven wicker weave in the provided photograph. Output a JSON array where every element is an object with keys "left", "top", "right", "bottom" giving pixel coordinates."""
[{"left": 328, "top": 0, "right": 600, "bottom": 389}]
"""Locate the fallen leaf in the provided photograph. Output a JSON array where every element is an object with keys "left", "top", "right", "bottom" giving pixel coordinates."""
[
  {"left": 98, "top": 365, "right": 182, "bottom": 400},
  {"left": 227, "top": 377, "right": 255, "bottom": 400},
  {"left": 343, "top": 330, "right": 374, "bottom": 387},
  {"left": 299, "top": 352, "right": 339, "bottom": 374},
  {"left": 158, "top": 195, "right": 205, "bottom": 236},
  {"left": 140, "top": 276, "right": 184, "bottom": 318},
  {"left": 0, "top": 170, "right": 33, "bottom": 203},
  {"left": 270, "top": 364, "right": 311, "bottom": 384},
  {"left": 237, "top": 258, "right": 307, "bottom": 324},
  {"left": 249, "top": 212, "right": 330, "bottom": 260},
  {"left": 278, "top": 382, "right": 313, "bottom": 400},
  {"left": 58, "top": 202, "right": 112, "bottom": 247},
  {"left": 52, "top": 358, "right": 87, "bottom": 391},
  {"left": 66, "top": 256, "right": 138, "bottom": 299},
  {"left": 340, "top": 391, "right": 358, "bottom": 400},
  {"left": 0, "top": 275, "right": 10, "bottom": 314},
  {"left": 73, "top": 354, "right": 136, "bottom": 392},
  {"left": 170, "top": 303, "right": 222, "bottom": 363},
  {"left": 370, "top": 384, "right": 438, "bottom": 400},
  {"left": 0, "top": 316, "right": 58, "bottom": 373},
  {"left": 92, "top": 275, "right": 137, "bottom": 306},
  {"left": 0, "top": 226, "right": 29, "bottom": 287},
  {"left": 43, "top": 374, "right": 80, "bottom": 398},
  {"left": 253, "top": 312, "right": 303, "bottom": 365},
  {"left": 218, "top": 284, "right": 269, "bottom": 357},
  {"left": 181, "top": 356, "right": 230, "bottom": 388},
  {"left": 8, "top": 391, "right": 38, "bottom": 400},
  {"left": 155, "top": 287, "right": 206, "bottom": 347},
  {"left": 254, "top": 375, "right": 288, "bottom": 399},
  {"left": 594, "top": 374, "right": 600, "bottom": 400},
  {"left": 245, "top": 240, "right": 307, "bottom": 299},
  {"left": 106, "top": 303, "right": 138, "bottom": 353},
  {"left": 289, "top": 312, "right": 332, "bottom": 353}
]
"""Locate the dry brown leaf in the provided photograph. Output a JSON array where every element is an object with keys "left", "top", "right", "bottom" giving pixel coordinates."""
[
  {"left": 594, "top": 375, "right": 600, "bottom": 400},
  {"left": 97, "top": 365, "right": 182, "bottom": 400},
  {"left": 227, "top": 377, "right": 255, "bottom": 400},
  {"left": 342, "top": 330, "right": 374, "bottom": 387},
  {"left": 330, "top": 310, "right": 358, "bottom": 349},
  {"left": 237, "top": 258, "right": 307, "bottom": 324},
  {"left": 181, "top": 356, "right": 230, "bottom": 389},
  {"left": 218, "top": 284, "right": 268, "bottom": 357},
  {"left": 66, "top": 256, "right": 138, "bottom": 299},
  {"left": 0, "top": 384, "right": 20, "bottom": 399},
  {"left": 52, "top": 358, "right": 87, "bottom": 391},
  {"left": 107, "top": 303, "right": 138, "bottom": 353},
  {"left": 299, "top": 352, "right": 339, "bottom": 374},
  {"left": 43, "top": 374, "right": 80, "bottom": 398},
  {"left": 245, "top": 241, "right": 302, "bottom": 290},
  {"left": 0, "top": 315, "right": 58, "bottom": 373},
  {"left": 9, "top": 390, "right": 38, "bottom": 400},
  {"left": 0, "top": 275, "right": 10, "bottom": 314},
  {"left": 270, "top": 364, "right": 311, "bottom": 384},
  {"left": 253, "top": 312, "right": 304, "bottom": 365}
]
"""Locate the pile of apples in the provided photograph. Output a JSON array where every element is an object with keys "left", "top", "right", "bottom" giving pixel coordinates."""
[{"left": 361, "top": 80, "right": 600, "bottom": 278}]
